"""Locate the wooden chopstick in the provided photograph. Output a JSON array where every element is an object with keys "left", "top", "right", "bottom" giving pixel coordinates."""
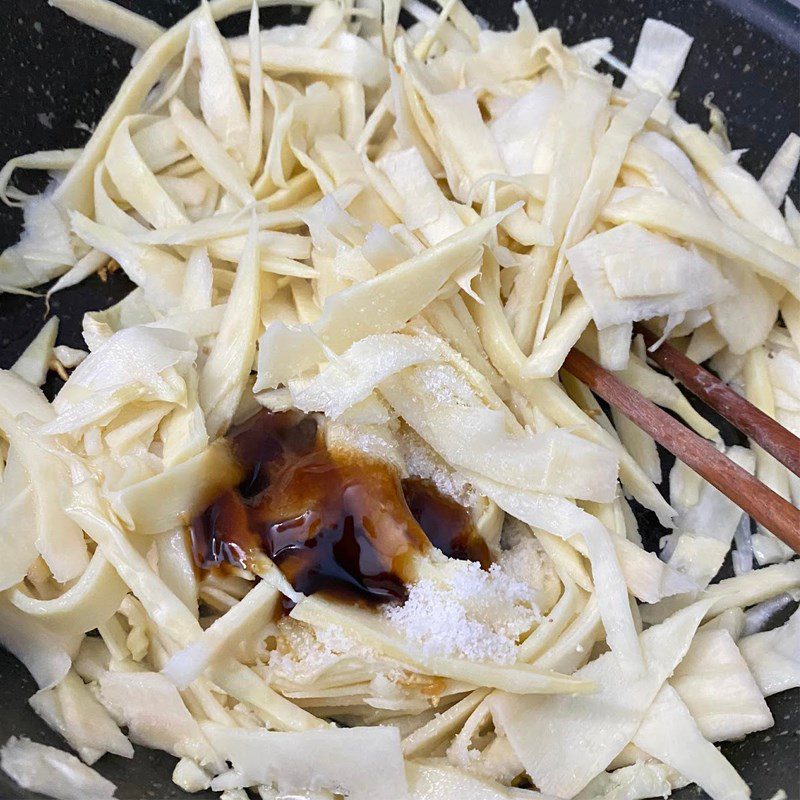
[
  {"left": 633, "top": 323, "right": 800, "bottom": 479},
  {"left": 563, "top": 347, "right": 800, "bottom": 556}
]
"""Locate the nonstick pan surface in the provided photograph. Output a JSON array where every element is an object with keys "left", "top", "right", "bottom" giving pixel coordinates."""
[{"left": 0, "top": 1, "right": 798, "bottom": 798}]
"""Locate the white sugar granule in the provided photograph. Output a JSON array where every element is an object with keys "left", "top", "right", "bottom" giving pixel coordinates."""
[
  {"left": 266, "top": 618, "right": 373, "bottom": 685},
  {"left": 327, "top": 421, "right": 404, "bottom": 470},
  {"left": 398, "top": 426, "right": 477, "bottom": 506},
  {"left": 384, "top": 557, "right": 541, "bottom": 664},
  {"left": 499, "top": 517, "right": 563, "bottom": 612},
  {"left": 416, "top": 363, "right": 477, "bottom": 408}
]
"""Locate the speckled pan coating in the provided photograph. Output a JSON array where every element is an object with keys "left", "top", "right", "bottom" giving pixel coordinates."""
[{"left": 0, "top": 2, "right": 797, "bottom": 799}]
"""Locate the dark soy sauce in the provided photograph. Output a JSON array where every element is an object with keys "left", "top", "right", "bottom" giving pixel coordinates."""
[
  {"left": 402, "top": 478, "right": 490, "bottom": 569},
  {"left": 191, "top": 410, "right": 488, "bottom": 604}
]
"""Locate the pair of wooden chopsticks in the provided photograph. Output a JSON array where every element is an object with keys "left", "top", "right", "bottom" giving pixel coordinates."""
[{"left": 563, "top": 324, "right": 800, "bottom": 555}]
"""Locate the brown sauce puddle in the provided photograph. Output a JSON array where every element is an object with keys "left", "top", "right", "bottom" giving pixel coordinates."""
[{"left": 190, "top": 410, "right": 490, "bottom": 605}]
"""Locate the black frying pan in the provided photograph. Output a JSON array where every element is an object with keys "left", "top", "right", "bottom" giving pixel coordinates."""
[{"left": 0, "top": 1, "right": 798, "bottom": 798}]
